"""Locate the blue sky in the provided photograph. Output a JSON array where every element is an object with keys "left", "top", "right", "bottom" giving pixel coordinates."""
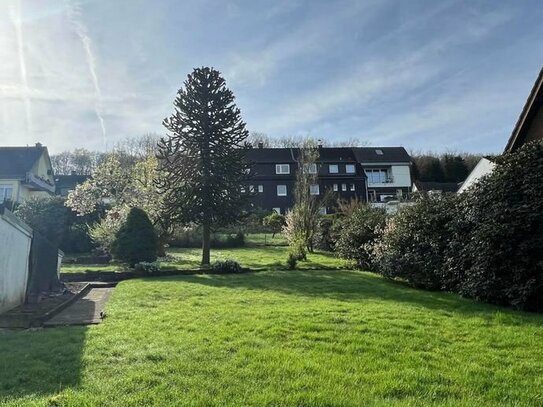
[{"left": 0, "top": 0, "right": 541, "bottom": 154}]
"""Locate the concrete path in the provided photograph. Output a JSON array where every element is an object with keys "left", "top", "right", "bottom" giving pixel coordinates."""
[{"left": 44, "top": 285, "right": 114, "bottom": 326}]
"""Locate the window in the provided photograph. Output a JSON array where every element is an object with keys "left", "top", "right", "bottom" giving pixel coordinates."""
[
  {"left": 240, "top": 186, "right": 246, "bottom": 193},
  {"left": 350, "top": 184, "right": 355, "bottom": 191},
  {"left": 396, "top": 189, "right": 403, "bottom": 199},
  {"left": 273, "top": 207, "right": 281, "bottom": 214},
  {"left": 304, "top": 163, "right": 317, "bottom": 174},
  {"left": 310, "top": 184, "right": 319, "bottom": 195},
  {"left": 341, "top": 183, "right": 347, "bottom": 191},
  {"left": 365, "top": 168, "right": 389, "bottom": 184},
  {"left": 368, "top": 190, "right": 377, "bottom": 202},
  {"left": 318, "top": 207, "right": 327, "bottom": 215},
  {"left": 329, "top": 164, "right": 339, "bottom": 174},
  {"left": 346, "top": 164, "right": 355, "bottom": 174},
  {"left": 333, "top": 184, "right": 338, "bottom": 191},
  {"left": 375, "top": 149, "right": 384, "bottom": 155},
  {"left": 0, "top": 185, "right": 13, "bottom": 201},
  {"left": 258, "top": 185, "right": 263, "bottom": 193},
  {"left": 380, "top": 194, "right": 395, "bottom": 202},
  {"left": 277, "top": 185, "right": 287, "bottom": 196},
  {"left": 276, "top": 164, "right": 290, "bottom": 174},
  {"left": 249, "top": 185, "right": 255, "bottom": 193}
]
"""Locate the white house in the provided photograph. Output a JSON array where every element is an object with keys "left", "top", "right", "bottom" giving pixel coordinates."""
[
  {"left": 0, "top": 143, "right": 56, "bottom": 204},
  {"left": 352, "top": 147, "right": 412, "bottom": 204}
]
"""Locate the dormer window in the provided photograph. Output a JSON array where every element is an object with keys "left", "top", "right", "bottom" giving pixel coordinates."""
[
  {"left": 375, "top": 149, "right": 384, "bottom": 155},
  {"left": 276, "top": 164, "right": 290, "bottom": 174},
  {"left": 346, "top": 164, "right": 355, "bottom": 174},
  {"left": 329, "top": 164, "right": 339, "bottom": 174}
]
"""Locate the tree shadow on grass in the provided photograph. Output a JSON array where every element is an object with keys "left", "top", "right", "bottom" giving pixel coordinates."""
[
  {"left": 155, "top": 270, "right": 543, "bottom": 325},
  {"left": 0, "top": 323, "right": 88, "bottom": 401}
]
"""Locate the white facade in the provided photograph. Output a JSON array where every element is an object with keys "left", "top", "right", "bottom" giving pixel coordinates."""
[
  {"left": 457, "top": 158, "right": 496, "bottom": 193},
  {"left": 0, "top": 209, "right": 32, "bottom": 314},
  {"left": 365, "top": 164, "right": 411, "bottom": 188}
]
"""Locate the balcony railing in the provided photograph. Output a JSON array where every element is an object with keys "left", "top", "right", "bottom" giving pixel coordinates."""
[{"left": 24, "top": 172, "right": 56, "bottom": 194}]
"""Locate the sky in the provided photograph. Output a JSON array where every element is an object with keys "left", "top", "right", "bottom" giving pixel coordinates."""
[{"left": 0, "top": 0, "right": 542, "bottom": 154}]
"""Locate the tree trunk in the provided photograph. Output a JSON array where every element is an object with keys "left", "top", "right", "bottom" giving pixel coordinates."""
[{"left": 201, "top": 222, "right": 211, "bottom": 267}]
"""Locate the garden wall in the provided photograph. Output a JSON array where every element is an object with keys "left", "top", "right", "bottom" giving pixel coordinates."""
[{"left": 0, "top": 207, "right": 33, "bottom": 313}]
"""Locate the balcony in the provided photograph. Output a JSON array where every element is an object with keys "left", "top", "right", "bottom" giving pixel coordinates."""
[{"left": 24, "top": 172, "right": 56, "bottom": 194}]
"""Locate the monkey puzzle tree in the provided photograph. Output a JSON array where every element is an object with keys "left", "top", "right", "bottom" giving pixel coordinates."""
[{"left": 157, "top": 67, "right": 250, "bottom": 266}]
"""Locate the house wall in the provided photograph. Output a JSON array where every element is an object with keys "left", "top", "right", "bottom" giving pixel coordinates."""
[
  {"left": 525, "top": 106, "right": 543, "bottom": 143},
  {"left": 0, "top": 210, "right": 32, "bottom": 314},
  {"left": 0, "top": 179, "right": 22, "bottom": 202},
  {"left": 457, "top": 158, "right": 496, "bottom": 193},
  {"left": 31, "top": 152, "right": 55, "bottom": 184}
]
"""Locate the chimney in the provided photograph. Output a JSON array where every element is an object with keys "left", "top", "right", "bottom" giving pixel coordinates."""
[
  {"left": 317, "top": 139, "right": 323, "bottom": 149},
  {"left": 35, "top": 142, "right": 42, "bottom": 148},
  {"left": 258, "top": 142, "right": 264, "bottom": 149}
]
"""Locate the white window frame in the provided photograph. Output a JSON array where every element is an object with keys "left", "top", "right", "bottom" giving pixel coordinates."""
[
  {"left": 309, "top": 184, "right": 320, "bottom": 195},
  {"left": 277, "top": 185, "right": 287, "bottom": 196},
  {"left": 346, "top": 164, "right": 355, "bottom": 174},
  {"left": 240, "top": 186, "right": 246, "bottom": 193},
  {"left": 333, "top": 184, "right": 338, "bottom": 192},
  {"left": 0, "top": 184, "right": 13, "bottom": 201},
  {"left": 329, "top": 164, "right": 339, "bottom": 174},
  {"left": 276, "top": 164, "right": 290, "bottom": 174},
  {"left": 273, "top": 207, "right": 281, "bottom": 214},
  {"left": 365, "top": 168, "right": 389, "bottom": 184},
  {"left": 258, "top": 185, "right": 263, "bottom": 193},
  {"left": 350, "top": 184, "right": 355, "bottom": 191},
  {"left": 341, "top": 183, "right": 347, "bottom": 191},
  {"left": 318, "top": 207, "right": 327, "bottom": 215},
  {"left": 249, "top": 185, "right": 255, "bottom": 193}
]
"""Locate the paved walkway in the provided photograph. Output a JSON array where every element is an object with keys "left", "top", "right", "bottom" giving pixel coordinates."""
[{"left": 44, "top": 285, "right": 114, "bottom": 326}]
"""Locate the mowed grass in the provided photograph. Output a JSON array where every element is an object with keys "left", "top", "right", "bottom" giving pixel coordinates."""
[
  {"left": 1, "top": 270, "right": 542, "bottom": 406},
  {"left": 61, "top": 244, "right": 347, "bottom": 273}
]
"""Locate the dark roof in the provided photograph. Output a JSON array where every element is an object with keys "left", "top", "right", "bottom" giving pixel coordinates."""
[
  {"left": 0, "top": 146, "right": 45, "bottom": 179},
  {"left": 504, "top": 67, "right": 543, "bottom": 153},
  {"left": 246, "top": 148, "right": 295, "bottom": 163},
  {"left": 352, "top": 147, "right": 411, "bottom": 163},
  {"left": 54, "top": 174, "right": 91, "bottom": 189},
  {"left": 414, "top": 181, "right": 460, "bottom": 193},
  {"left": 247, "top": 146, "right": 410, "bottom": 164},
  {"left": 311, "top": 147, "right": 357, "bottom": 162}
]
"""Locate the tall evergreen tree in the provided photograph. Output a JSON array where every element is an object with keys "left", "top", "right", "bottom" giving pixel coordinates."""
[{"left": 157, "top": 67, "right": 250, "bottom": 266}]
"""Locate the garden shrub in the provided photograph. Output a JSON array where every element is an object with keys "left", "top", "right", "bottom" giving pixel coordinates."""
[
  {"left": 372, "top": 194, "right": 458, "bottom": 290},
  {"left": 288, "top": 236, "right": 307, "bottom": 261},
  {"left": 134, "top": 261, "right": 161, "bottom": 275},
  {"left": 330, "top": 205, "right": 387, "bottom": 269},
  {"left": 15, "top": 196, "right": 101, "bottom": 253},
  {"left": 448, "top": 141, "right": 543, "bottom": 311},
  {"left": 211, "top": 259, "right": 242, "bottom": 273},
  {"left": 111, "top": 207, "right": 158, "bottom": 267},
  {"left": 313, "top": 214, "right": 337, "bottom": 251},
  {"left": 263, "top": 212, "right": 286, "bottom": 238},
  {"left": 286, "top": 253, "right": 298, "bottom": 270}
]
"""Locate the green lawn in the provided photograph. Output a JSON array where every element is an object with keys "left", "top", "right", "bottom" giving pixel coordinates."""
[
  {"left": 1, "top": 270, "right": 542, "bottom": 406},
  {"left": 61, "top": 245, "right": 347, "bottom": 273}
]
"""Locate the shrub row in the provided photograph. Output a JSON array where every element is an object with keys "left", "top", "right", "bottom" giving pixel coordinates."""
[{"left": 332, "top": 142, "right": 543, "bottom": 312}]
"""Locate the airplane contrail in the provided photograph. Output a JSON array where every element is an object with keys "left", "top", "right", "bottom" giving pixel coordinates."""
[
  {"left": 65, "top": 0, "right": 107, "bottom": 148},
  {"left": 9, "top": 1, "right": 32, "bottom": 141}
]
